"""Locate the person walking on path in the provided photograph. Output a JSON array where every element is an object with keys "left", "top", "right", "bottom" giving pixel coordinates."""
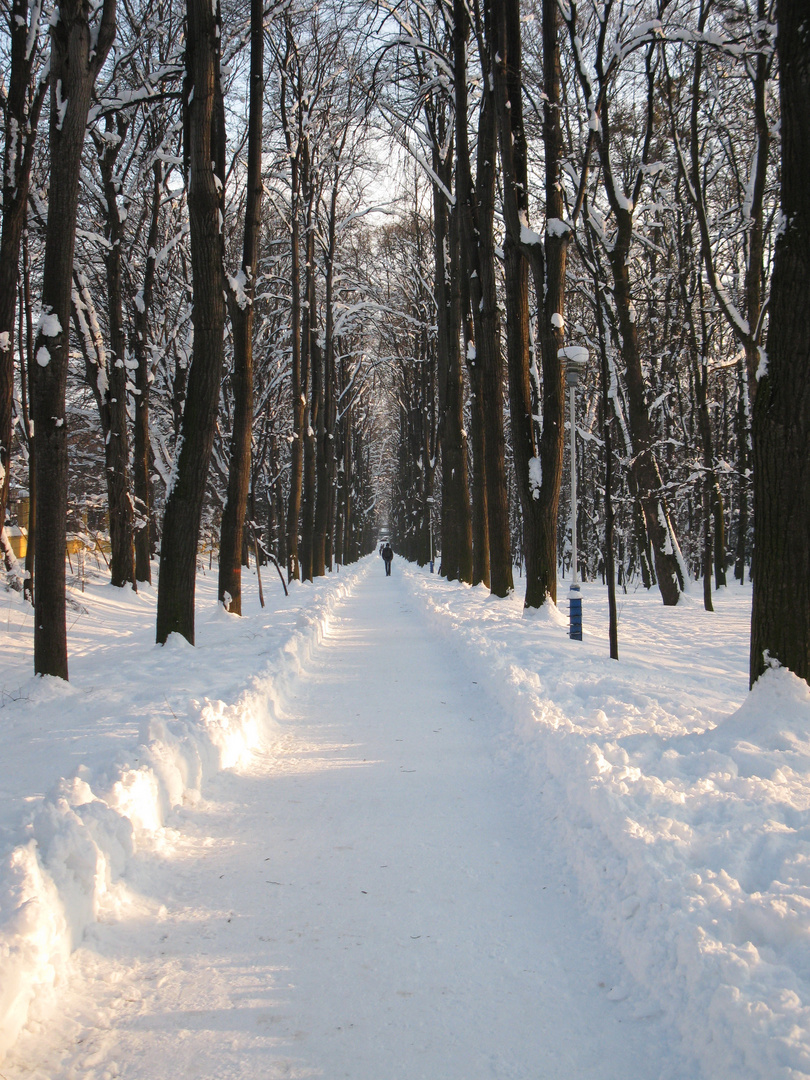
[{"left": 382, "top": 542, "right": 393, "bottom": 576}]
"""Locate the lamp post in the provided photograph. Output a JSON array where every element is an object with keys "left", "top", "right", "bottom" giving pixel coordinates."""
[
  {"left": 558, "top": 345, "right": 589, "bottom": 640},
  {"left": 426, "top": 496, "right": 435, "bottom": 572}
]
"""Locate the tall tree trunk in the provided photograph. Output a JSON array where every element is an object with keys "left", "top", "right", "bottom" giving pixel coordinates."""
[
  {"left": 734, "top": 356, "right": 751, "bottom": 582},
  {"left": 97, "top": 124, "right": 136, "bottom": 589},
  {"left": 300, "top": 233, "right": 318, "bottom": 580},
  {"left": 314, "top": 179, "right": 339, "bottom": 578},
  {"left": 466, "top": 359, "right": 490, "bottom": 587},
  {"left": 32, "top": 0, "right": 116, "bottom": 678},
  {"left": 491, "top": 0, "right": 568, "bottom": 607},
  {"left": 596, "top": 295, "right": 619, "bottom": 660},
  {"left": 341, "top": 393, "right": 353, "bottom": 565},
  {"left": 156, "top": 0, "right": 225, "bottom": 645},
  {"left": 612, "top": 214, "right": 684, "bottom": 606},
  {"left": 299, "top": 151, "right": 317, "bottom": 583},
  {"left": 492, "top": 0, "right": 545, "bottom": 606},
  {"left": 433, "top": 161, "right": 472, "bottom": 583},
  {"left": 531, "top": 0, "right": 569, "bottom": 606},
  {"left": 750, "top": 0, "right": 810, "bottom": 686},
  {"left": 132, "top": 161, "right": 162, "bottom": 585},
  {"left": 600, "top": 84, "right": 685, "bottom": 606},
  {"left": 455, "top": 1, "right": 509, "bottom": 594},
  {"left": 72, "top": 268, "right": 134, "bottom": 590},
  {"left": 21, "top": 228, "right": 36, "bottom": 605},
  {"left": 281, "top": 36, "right": 304, "bottom": 583},
  {"left": 682, "top": 255, "right": 727, "bottom": 597},
  {"left": 0, "top": 0, "right": 46, "bottom": 538},
  {"left": 286, "top": 180, "right": 304, "bottom": 580},
  {"left": 219, "top": 0, "right": 263, "bottom": 614}
]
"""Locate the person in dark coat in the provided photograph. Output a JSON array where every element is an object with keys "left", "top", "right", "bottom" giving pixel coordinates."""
[{"left": 382, "top": 542, "right": 393, "bottom": 576}]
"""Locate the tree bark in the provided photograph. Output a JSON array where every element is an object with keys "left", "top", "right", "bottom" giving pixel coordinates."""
[
  {"left": 300, "top": 167, "right": 318, "bottom": 582},
  {"left": 750, "top": 0, "right": 810, "bottom": 685},
  {"left": 96, "top": 122, "right": 136, "bottom": 589},
  {"left": 600, "top": 86, "right": 685, "bottom": 606},
  {"left": 455, "top": 1, "right": 510, "bottom": 594},
  {"left": 132, "top": 161, "right": 162, "bottom": 584},
  {"left": 314, "top": 176, "right": 339, "bottom": 578},
  {"left": 32, "top": 0, "right": 116, "bottom": 678},
  {"left": 219, "top": 0, "right": 263, "bottom": 614},
  {"left": 72, "top": 267, "right": 135, "bottom": 590},
  {"left": 156, "top": 0, "right": 225, "bottom": 645},
  {"left": 433, "top": 162, "right": 472, "bottom": 583},
  {"left": 281, "top": 29, "right": 304, "bottom": 583},
  {"left": 491, "top": 0, "right": 543, "bottom": 606},
  {"left": 532, "top": 0, "right": 569, "bottom": 606},
  {"left": 734, "top": 356, "right": 751, "bottom": 582},
  {"left": 0, "top": 0, "right": 46, "bottom": 537},
  {"left": 21, "top": 228, "right": 36, "bottom": 604}
]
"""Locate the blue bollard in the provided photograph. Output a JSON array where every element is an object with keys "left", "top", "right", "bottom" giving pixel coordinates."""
[
  {"left": 430, "top": 559, "right": 434, "bottom": 573},
  {"left": 569, "top": 586, "right": 582, "bottom": 641}
]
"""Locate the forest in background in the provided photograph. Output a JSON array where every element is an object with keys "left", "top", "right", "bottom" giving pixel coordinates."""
[{"left": 0, "top": 0, "right": 807, "bottom": 686}]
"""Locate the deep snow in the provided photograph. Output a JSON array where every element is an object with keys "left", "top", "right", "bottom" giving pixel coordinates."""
[{"left": 0, "top": 555, "right": 808, "bottom": 1079}]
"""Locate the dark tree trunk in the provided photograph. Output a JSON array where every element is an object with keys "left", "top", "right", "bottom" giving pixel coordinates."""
[
  {"left": 466, "top": 361, "right": 490, "bottom": 588},
  {"left": 274, "top": 466, "right": 287, "bottom": 567},
  {"left": 21, "top": 229, "right": 36, "bottom": 604},
  {"left": 681, "top": 250, "right": 727, "bottom": 599},
  {"left": 455, "top": 1, "right": 510, "bottom": 594},
  {"left": 605, "top": 171, "right": 684, "bottom": 606},
  {"left": 73, "top": 270, "right": 135, "bottom": 590},
  {"left": 340, "top": 393, "right": 353, "bottom": 565},
  {"left": 734, "top": 356, "right": 751, "bottom": 583},
  {"left": 132, "top": 162, "right": 162, "bottom": 584},
  {"left": 299, "top": 158, "right": 317, "bottom": 583},
  {"left": 491, "top": 0, "right": 568, "bottom": 608},
  {"left": 286, "top": 181, "right": 303, "bottom": 580},
  {"left": 702, "top": 480, "right": 714, "bottom": 613},
  {"left": 433, "top": 161, "right": 472, "bottom": 584},
  {"left": 750, "top": 0, "right": 810, "bottom": 686},
  {"left": 314, "top": 179, "right": 339, "bottom": 578},
  {"left": 694, "top": 359, "right": 727, "bottom": 594},
  {"left": 0, "top": 0, "right": 46, "bottom": 535},
  {"left": 593, "top": 274, "right": 619, "bottom": 660},
  {"left": 301, "top": 342, "right": 317, "bottom": 582},
  {"left": 531, "top": 0, "right": 569, "bottom": 607},
  {"left": 491, "top": 0, "right": 545, "bottom": 606},
  {"left": 281, "top": 34, "right": 304, "bottom": 583},
  {"left": 32, "top": 0, "right": 116, "bottom": 678},
  {"left": 97, "top": 123, "right": 136, "bottom": 589},
  {"left": 219, "top": 0, "right": 263, "bottom": 614},
  {"left": 156, "top": 0, "right": 225, "bottom": 645}
]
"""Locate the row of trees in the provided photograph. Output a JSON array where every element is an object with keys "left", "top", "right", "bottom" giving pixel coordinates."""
[
  {"left": 1, "top": 0, "right": 388, "bottom": 678},
  {"left": 0, "top": 0, "right": 807, "bottom": 687},
  {"left": 377, "top": 0, "right": 808, "bottom": 685}
]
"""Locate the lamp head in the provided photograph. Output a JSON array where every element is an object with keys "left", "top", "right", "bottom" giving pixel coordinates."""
[{"left": 558, "top": 345, "right": 589, "bottom": 387}]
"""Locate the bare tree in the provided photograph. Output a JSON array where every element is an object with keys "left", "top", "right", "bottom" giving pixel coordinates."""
[
  {"left": 0, "top": 0, "right": 47, "bottom": 544},
  {"left": 32, "top": 0, "right": 117, "bottom": 678},
  {"left": 750, "top": 0, "right": 810, "bottom": 686},
  {"left": 155, "top": 0, "right": 226, "bottom": 644},
  {"left": 454, "top": 0, "right": 511, "bottom": 593},
  {"left": 218, "top": 0, "right": 264, "bottom": 614}
]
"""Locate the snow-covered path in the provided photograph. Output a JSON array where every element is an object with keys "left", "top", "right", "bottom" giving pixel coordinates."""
[{"left": 10, "top": 564, "right": 693, "bottom": 1080}]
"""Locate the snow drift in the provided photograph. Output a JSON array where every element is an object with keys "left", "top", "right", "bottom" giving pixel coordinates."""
[
  {"left": 404, "top": 564, "right": 810, "bottom": 1080},
  {"left": 0, "top": 563, "right": 368, "bottom": 1061}
]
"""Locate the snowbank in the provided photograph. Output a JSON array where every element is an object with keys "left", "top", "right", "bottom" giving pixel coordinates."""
[
  {"left": 403, "top": 565, "right": 810, "bottom": 1080},
  {"left": 0, "top": 562, "right": 368, "bottom": 1061}
]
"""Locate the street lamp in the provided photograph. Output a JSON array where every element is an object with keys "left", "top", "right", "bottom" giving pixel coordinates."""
[
  {"left": 559, "top": 345, "right": 589, "bottom": 640},
  {"left": 426, "top": 496, "right": 435, "bottom": 572}
]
